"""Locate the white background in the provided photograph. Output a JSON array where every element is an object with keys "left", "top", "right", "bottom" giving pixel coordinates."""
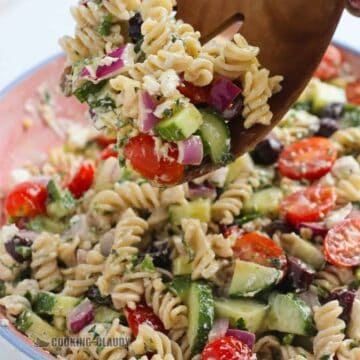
[{"left": 0, "top": 1, "right": 359, "bottom": 358}]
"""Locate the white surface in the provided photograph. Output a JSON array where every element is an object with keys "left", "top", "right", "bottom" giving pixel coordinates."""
[{"left": 0, "top": 1, "right": 359, "bottom": 359}]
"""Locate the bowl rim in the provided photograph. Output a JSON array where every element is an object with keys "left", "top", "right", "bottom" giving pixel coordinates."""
[{"left": 0, "top": 42, "right": 359, "bottom": 360}]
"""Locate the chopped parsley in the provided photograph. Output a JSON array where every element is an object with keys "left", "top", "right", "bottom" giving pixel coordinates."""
[
  {"left": 98, "top": 14, "right": 113, "bottom": 36},
  {"left": 235, "top": 318, "right": 247, "bottom": 330}
]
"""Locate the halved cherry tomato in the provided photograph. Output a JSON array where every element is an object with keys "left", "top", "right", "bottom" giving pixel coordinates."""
[
  {"left": 202, "top": 336, "right": 253, "bottom": 360},
  {"left": 178, "top": 80, "right": 211, "bottom": 104},
  {"left": 5, "top": 182, "right": 48, "bottom": 219},
  {"left": 124, "top": 134, "right": 184, "bottom": 185},
  {"left": 280, "top": 185, "right": 336, "bottom": 225},
  {"left": 233, "top": 232, "right": 287, "bottom": 270},
  {"left": 346, "top": 79, "right": 360, "bottom": 105},
  {"left": 314, "top": 45, "right": 342, "bottom": 80},
  {"left": 100, "top": 144, "right": 118, "bottom": 160},
  {"left": 96, "top": 135, "right": 117, "bottom": 148},
  {"left": 324, "top": 218, "right": 360, "bottom": 267},
  {"left": 67, "top": 162, "right": 95, "bottom": 199},
  {"left": 125, "top": 304, "right": 165, "bottom": 336},
  {"left": 278, "top": 137, "right": 337, "bottom": 180}
]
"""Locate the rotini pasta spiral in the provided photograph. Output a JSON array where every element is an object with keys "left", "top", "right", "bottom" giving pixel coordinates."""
[
  {"left": 0, "top": 295, "right": 31, "bottom": 322},
  {"left": 130, "top": 324, "right": 183, "bottom": 360},
  {"left": 183, "top": 57, "right": 214, "bottom": 87},
  {"left": 313, "top": 300, "right": 346, "bottom": 359},
  {"left": 204, "top": 34, "right": 259, "bottom": 80},
  {"left": 280, "top": 345, "right": 314, "bottom": 360},
  {"left": 140, "top": 0, "right": 175, "bottom": 20},
  {"left": 337, "top": 340, "right": 360, "bottom": 360},
  {"left": 144, "top": 275, "right": 188, "bottom": 330},
  {"left": 254, "top": 335, "right": 282, "bottom": 359},
  {"left": 103, "top": 0, "right": 140, "bottom": 20},
  {"left": 211, "top": 176, "right": 257, "bottom": 225},
  {"left": 181, "top": 219, "right": 219, "bottom": 280},
  {"left": 31, "top": 233, "right": 63, "bottom": 291},
  {"left": 348, "top": 299, "right": 360, "bottom": 341},
  {"left": 312, "top": 264, "right": 354, "bottom": 293},
  {"left": 331, "top": 127, "right": 360, "bottom": 155}
]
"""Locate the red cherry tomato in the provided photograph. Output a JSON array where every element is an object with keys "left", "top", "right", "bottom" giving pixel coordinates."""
[
  {"left": 280, "top": 185, "right": 336, "bottom": 225},
  {"left": 125, "top": 304, "right": 165, "bottom": 336},
  {"left": 100, "top": 144, "right": 118, "bottom": 160},
  {"left": 67, "top": 162, "right": 95, "bottom": 199},
  {"left": 314, "top": 45, "right": 342, "bottom": 80},
  {"left": 324, "top": 218, "right": 360, "bottom": 267},
  {"left": 278, "top": 137, "right": 337, "bottom": 180},
  {"left": 124, "top": 134, "right": 184, "bottom": 185},
  {"left": 178, "top": 81, "right": 211, "bottom": 104},
  {"left": 5, "top": 182, "right": 48, "bottom": 219},
  {"left": 202, "top": 336, "right": 253, "bottom": 360},
  {"left": 96, "top": 135, "right": 117, "bottom": 148},
  {"left": 346, "top": 79, "right": 360, "bottom": 105},
  {"left": 233, "top": 232, "right": 287, "bottom": 270}
]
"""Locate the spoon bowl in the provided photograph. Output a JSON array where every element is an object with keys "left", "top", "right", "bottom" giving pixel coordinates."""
[{"left": 177, "top": 0, "right": 346, "bottom": 181}]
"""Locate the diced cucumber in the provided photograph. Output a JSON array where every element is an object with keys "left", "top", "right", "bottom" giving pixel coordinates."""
[
  {"left": 310, "top": 80, "right": 346, "bottom": 113},
  {"left": 172, "top": 255, "right": 192, "bottom": 276},
  {"left": 244, "top": 187, "right": 283, "bottom": 217},
  {"left": 26, "top": 216, "right": 68, "bottom": 234},
  {"left": 155, "top": 104, "right": 203, "bottom": 141},
  {"left": 187, "top": 282, "right": 214, "bottom": 355},
  {"left": 198, "top": 109, "right": 231, "bottom": 165},
  {"left": 267, "top": 293, "right": 315, "bottom": 336},
  {"left": 94, "top": 306, "right": 124, "bottom": 324},
  {"left": 34, "top": 292, "right": 80, "bottom": 317},
  {"left": 46, "top": 180, "right": 76, "bottom": 219},
  {"left": 226, "top": 154, "right": 254, "bottom": 186},
  {"left": 339, "top": 104, "right": 360, "bottom": 128},
  {"left": 16, "top": 310, "right": 63, "bottom": 347},
  {"left": 229, "top": 260, "right": 281, "bottom": 297},
  {"left": 169, "top": 199, "right": 211, "bottom": 226},
  {"left": 214, "top": 298, "right": 269, "bottom": 333},
  {"left": 168, "top": 276, "right": 192, "bottom": 302},
  {"left": 281, "top": 233, "right": 325, "bottom": 270}
]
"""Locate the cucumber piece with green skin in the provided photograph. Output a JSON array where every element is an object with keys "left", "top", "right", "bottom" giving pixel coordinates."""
[
  {"left": 34, "top": 292, "right": 80, "bottom": 317},
  {"left": 169, "top": 199, "right": 211, "bottom": 226},
  {"left": 226, "top": 154, "right": 254, "bottom": 186},
  {"left": 267, "top": 293, "right": 315, "bottom": 336},
  {"left": 16, "top": 310, "right": 63, "bottom": 347},
  {"left": 281, "top": 233, "right": 325, "bottom": 270},
  {"left": 167, "top": 276, "right": 192, "bottom": 302},
  {"left": 155, "top": 104, "right": 203, "bottom": 141},
  {"left": 46, "top": 180, "right": 76, "bottom": 219},
  {"left": 187, "top": 282, "right": 214, "bottom": 355},
  {"left": 244, "top": 187, "right": 283, "bottom": 217},
  {"left": 310, "top": 80, "right": 346, "bottom": 113},
  {"left": 94, "top": 306, "right": 124, "bottom": 324},
  {"left": 172, "top": 256, "right": 192, "bottom": 276},
  {"left": 198, "top": 109, "right": 232, "bottom": 165},
  {"left": 229, "top": 259, "right": 281, "bottom": 297},
  {"left": 25, "top": 216, "right": 68, "bottom": 234},
  {"left": 214, "top": 298, "right": 269, "bottom": 333}
]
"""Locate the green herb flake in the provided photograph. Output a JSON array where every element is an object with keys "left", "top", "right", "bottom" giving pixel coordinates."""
[
  {"left": 0, "top": 281, "right": 5, "bottom": 298},
  {"left": 139, "top": 255, "right": 156, "bottom": 272},
  {"left": 282, "top": 333, "right": 295, "bottom": 345},
  {"left": 235, "top": 318, "right": 247, "bottom": 330},
  {"left": 134, "top": 38, "right": 144, "bottom": 54},
  {"left": 98, "top": 14, "right": 113, "bottom": 36},
  {"left": 15, "top": 246, "right": 32, "bottom": 259}
]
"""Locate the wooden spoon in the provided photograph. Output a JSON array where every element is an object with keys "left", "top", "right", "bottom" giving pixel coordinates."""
[{"left": 177, "top": 0, "right": 346, "bottom": 181}]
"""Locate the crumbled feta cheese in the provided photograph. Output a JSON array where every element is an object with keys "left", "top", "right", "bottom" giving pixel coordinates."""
[
  {"left": 160, "top": 69, "right": 180, "bottom": 97},
  {"left": 11, "top": 168, "right": 32, "bottom": 184},
  {"left": 332, "top": 156, "right": 360, "bottom": 179},
  {"left": 0, "top": 224, "right": 19, "bottom": 244},
  {"left": 143, "top": 75, "right": 161, "bottom": 96},
  {"left": 66, "top": 123, "right": 95, "bottom": 149}
]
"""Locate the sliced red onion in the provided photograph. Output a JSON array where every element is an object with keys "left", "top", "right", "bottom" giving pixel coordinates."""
[
  {"left": 188, "top": 182, "right": 217, "bottom": 200},
  {"left": 138, "top": 91, "right": 160, "bottom": 132},
  {"left": 100, "top": 229, "right": 115, "bottom": 257},
  {"left": 177, "top": 136, "right": 204, "bottom": 165},
  {"left": 67, "top": 299, "right": 94, "bottom": 333},
  {"left": 297, "top": 222, "right": 328, "bottom": 237},
  {"left": 209, "top": 77, "right": 242, "bottom": 113},
  {"left": 208, "top": 318, "right": 229, "bottom": 342},
  {"left": 298, "top": 290, "right": 320, "bottom": 309},
  {"left": 226, "top": 329, "right": 255, "bottom": 350},
  {"left": 79, "top": 46, "right": 128, "bottom": 83}
]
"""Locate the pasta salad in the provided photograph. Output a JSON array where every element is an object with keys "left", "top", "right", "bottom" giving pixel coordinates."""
[
  {"left": 0, "top": 44, "right": 360, "bottom": 360},
  {"left": 59, "top": 0, "right": 282, "bottom": 185}
]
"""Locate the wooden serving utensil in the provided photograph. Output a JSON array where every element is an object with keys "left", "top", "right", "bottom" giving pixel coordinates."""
[{"left": 177, "top": 0, "right": 347, "bottom": 181}]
